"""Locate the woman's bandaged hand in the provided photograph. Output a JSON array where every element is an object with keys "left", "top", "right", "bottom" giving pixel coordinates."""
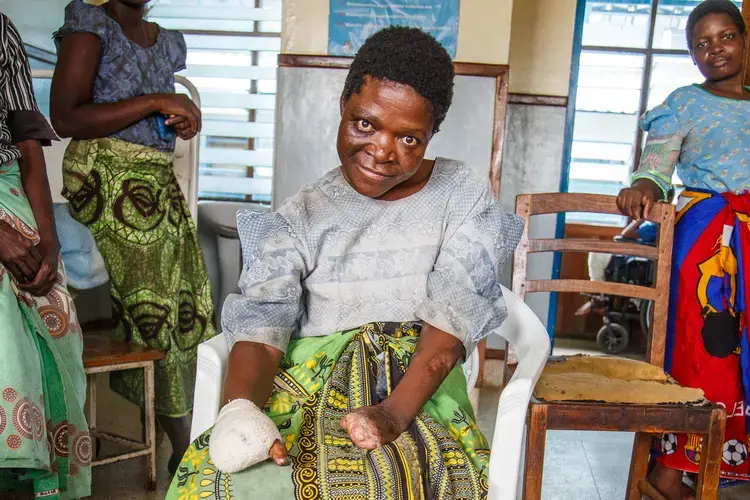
[{"left": 208, "top": 399, "right": 288, "bottom": 473}]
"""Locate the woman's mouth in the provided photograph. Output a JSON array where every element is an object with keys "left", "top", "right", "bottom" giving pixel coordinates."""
[
  {"left": 712, "top": 57, "right": 729, "bottom": 68},
  {"left": 357, "top": 165, "right": 392, "bottom": 181}
]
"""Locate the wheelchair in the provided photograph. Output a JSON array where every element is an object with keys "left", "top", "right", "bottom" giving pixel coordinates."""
[{"left": 583, "top": 236, "right": 655, "bottom": 354}]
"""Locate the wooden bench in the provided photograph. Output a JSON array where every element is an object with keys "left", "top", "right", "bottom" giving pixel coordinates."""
[{"left": 83, "top": 335, "right": 165, "bottom": 490}]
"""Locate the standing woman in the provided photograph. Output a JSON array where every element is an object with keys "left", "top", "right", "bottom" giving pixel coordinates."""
[
  {"left": 618, "top": 1, "right": 750, "bottom": 497},
  {"left": 0, "top": 13, "right": 90, "bottom": 499},
  {"left": 51, "top": 0, "right": 216, "bottom": 472}
]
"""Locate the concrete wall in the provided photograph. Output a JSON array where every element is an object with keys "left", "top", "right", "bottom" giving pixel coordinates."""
[{"left": 508, "top": 0, "right": 577, "bottom": 96}]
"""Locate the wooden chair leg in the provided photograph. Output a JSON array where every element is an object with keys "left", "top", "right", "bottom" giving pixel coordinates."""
[
  {"left": 695, "top": 407, "right": 727, "bottom": 500},
  {"left": 144, "top": 362, "right": 157, "bottom": 491},
  {"left": 523, "top": 404, "right": 548, "bottom": 500},
  {"left": 625, "top": 432, "right": 653, "bottom": 500}
]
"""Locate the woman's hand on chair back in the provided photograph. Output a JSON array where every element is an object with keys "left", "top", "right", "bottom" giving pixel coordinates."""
[{"left": 617, "top": 179, "right": 662, "bottom": 220}]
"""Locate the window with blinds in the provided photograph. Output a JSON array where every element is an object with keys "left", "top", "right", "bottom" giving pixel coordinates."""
[{"left": 147, "top": 0, "right": 281, "bottom": 203}]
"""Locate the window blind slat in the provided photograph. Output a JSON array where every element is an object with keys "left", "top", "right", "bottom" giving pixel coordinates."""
[
  {"left": 198, "top": 176, "right": 272, "bottom": 196},
  {"left": 152, "top": 18, "right": 274, "bottom": 33},
  {"left": 200, "top": 92, "right": 275, "bottom": 110},
  {"left": 203, "top": 120, "right": 274, "bottom": 138},
  {"left": 183, "top": 34, "right": 280, "bottom": 51},
  {"left": 180, "top": 65, "right": 277, "bottom": 80},
  {"left": 148, "top": 6, "right": 281, "bottom": 21},
  {"left": 200, "top": 148, "right": 273, "bottom": 167}
]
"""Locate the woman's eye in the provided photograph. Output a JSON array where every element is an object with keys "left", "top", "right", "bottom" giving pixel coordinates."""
[
  {"left": 697, "top": 41, "right": 707, "bottom": 49},
  {"left": 725, "top": 33, "right": 735, "bottom": 40},
  {"left": 356, "top": 120, "right": 373, "bottom": 132},
  {"left": 401, "top": 136, "right": 419, "bottom": 146}
]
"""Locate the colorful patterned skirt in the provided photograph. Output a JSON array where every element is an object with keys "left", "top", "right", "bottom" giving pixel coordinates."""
[
  {"left": 0, "top": 161, "right": 90, "bottom": 499},
  {"left": 61, "top": 138, "right": 216, "bottom": 417},
  {"left": 167, "top": 322, "right": 490, "bottom": 499},
  {"left": 658, "top": 189, "right": 750, "bottom": 481}
]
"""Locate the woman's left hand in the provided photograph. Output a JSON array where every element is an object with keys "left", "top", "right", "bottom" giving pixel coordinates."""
[
  {"left": 341, "top": 404, "right": 405, "bottom": 450},
  {"left": 18, "top": 242, "right": 59, "bottom": 297},
  {"left": 165, "top": 114, "right": 198, "bottom": 140}
]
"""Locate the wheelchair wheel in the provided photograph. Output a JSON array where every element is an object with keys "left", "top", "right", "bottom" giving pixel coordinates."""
[
  {"left": 597, "top": 323, "right": 629, "bottom": 354},
  {"left": 640, "top": 299, "right": 653, "bottom": 337}
]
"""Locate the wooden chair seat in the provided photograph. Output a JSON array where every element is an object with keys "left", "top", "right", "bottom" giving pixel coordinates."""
[
  {"left": 82, "top": 334, "right": 165, "bottom": 491},
  {"left": 83, "top": 335, "right": 165, "bottom": 369}
]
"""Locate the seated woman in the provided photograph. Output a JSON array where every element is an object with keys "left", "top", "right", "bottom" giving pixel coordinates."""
[
  {"left": 167, "top": 27, "right": 524, "bottom": 499},
  {"left": 0, "top": 14, "right": 90, "bottom": 500}
]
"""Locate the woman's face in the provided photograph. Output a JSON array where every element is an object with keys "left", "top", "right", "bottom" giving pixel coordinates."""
[
  {"left": 691, "top": 12, "right": 745, "bottom": 82},
  {"left": 337, "top": 76, "right": 434, "bottom": 198}
]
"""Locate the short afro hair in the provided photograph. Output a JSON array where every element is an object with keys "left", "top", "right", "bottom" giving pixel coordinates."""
[
  {"left": 342, "top": 26, "right": 455, "bottom": 132},
  {"left": 686, "top": 0, "right": 746, "bottom": 49}
]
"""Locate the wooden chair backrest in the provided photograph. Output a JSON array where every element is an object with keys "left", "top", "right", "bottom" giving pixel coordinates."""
[{"left": 513, "top": 193, "right": 675, "bottom": 368}]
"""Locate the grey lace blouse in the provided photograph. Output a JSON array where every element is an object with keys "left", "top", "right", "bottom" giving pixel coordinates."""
[
  {"left": 222, "top": 158, "right": 525, "bottom": 357},
  {"left": 54, "top": 0, "right": 186, "bottom": 152}
]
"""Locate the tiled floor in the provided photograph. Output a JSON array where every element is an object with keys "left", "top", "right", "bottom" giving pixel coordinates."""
[{"left": 86, "top": 354, "right": 750, "bottom": 499}]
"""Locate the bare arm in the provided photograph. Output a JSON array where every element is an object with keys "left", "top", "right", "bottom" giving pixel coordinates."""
[
  {"left": 221, "top": 341, "right": 290, "bottom": 465},
  {"left": 50, "top": 33, "right": 200, "bottom": 138},
  {"left": 223, "top": 341, "right": 283, "bottom": 407},
  {"left": 17, "top": 140, "right": 57, "bottom": 253},
  {"left": 383, "top": 323, "right": 463, "bottom": 426},
  {"left": 341, "top": 323, "right": 463, "bottom": 449}
]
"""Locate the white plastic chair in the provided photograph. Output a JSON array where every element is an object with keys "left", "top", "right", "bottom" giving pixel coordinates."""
[{"left": 189, "top": 284, "right": 550, "bottom": 500}]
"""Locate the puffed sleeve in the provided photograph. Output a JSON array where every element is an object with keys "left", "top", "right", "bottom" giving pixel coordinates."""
[
  {"left": 163, "top": 30, "right": 187, "bottom": 73},
  {"left": 54, "top": 0, "right": 112, "bottom": 54},
  {"left": 415, "top": 196, "right": 525, "bottom": 358},
  {"left": 1, "top": 17, "right": 57, "bottom": 145},
  {"left": 221, "top": 210, "right": 308, "bottom": 353},
  {"left": 632, "top": 89, "right": 691, "bottom": 200}
]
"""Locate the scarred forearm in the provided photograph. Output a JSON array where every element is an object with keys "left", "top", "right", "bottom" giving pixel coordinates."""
[{"left": 381, "top": 323, "right": 464, "bottom": 431}]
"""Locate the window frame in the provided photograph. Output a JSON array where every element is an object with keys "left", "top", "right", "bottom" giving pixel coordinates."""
[
  {"left": 147, "top": 0, "right": 281, "bottom": 203},
  {"left": 574, "top": 0, "right": 696, "bottom": 194}
]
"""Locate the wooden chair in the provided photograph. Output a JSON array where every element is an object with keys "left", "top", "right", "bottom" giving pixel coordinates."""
[
  {"left": 512, "top": 193, "right": 726, "bottom": 500},
  {"left": 83, "top": 335, "right": 165, "bottom": 490}
]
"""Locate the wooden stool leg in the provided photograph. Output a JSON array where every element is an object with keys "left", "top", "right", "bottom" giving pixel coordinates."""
[
  {"left": 85, "top": 373, "right": 97, "bottom": 430},
  {"left": 523, "top": 404, "right": 548, "bottom": 500},
  {"left": 625, "top": 432, "right": 653, "bottom": 500},
  {"left": 695, "top": 407, "right": 727, "bottom": 500},
  {"left": 144, "top": 362, "right": 157, "bottom": 491}
]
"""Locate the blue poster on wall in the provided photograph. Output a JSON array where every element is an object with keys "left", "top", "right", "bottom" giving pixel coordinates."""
[{"left": 328, "top": 0, "right": 460, "bottom": 58}]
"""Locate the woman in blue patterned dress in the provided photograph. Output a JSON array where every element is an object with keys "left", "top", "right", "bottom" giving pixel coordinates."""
[{"left": 617, "top": 1, "right": 750, "bottom": 497}]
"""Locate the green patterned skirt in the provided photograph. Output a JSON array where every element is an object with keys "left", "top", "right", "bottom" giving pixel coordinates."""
[
  {"left": 167, "top": 322, "right": 489, "bottom": 500},
  {"left": 61, "top": 138, "right": 216, "bottom": 417},
  {"left": 0, "top": 161, "right": 90, "bottom": 499}
]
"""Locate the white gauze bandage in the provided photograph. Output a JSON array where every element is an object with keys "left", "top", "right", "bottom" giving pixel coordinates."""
[{"left": 208, "top": 398, "right": 282, "bottom": 473}]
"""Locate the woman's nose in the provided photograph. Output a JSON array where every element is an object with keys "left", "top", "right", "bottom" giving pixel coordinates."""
[{"left": 372, "top": 135, "right": 396, "bottom": 162}]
